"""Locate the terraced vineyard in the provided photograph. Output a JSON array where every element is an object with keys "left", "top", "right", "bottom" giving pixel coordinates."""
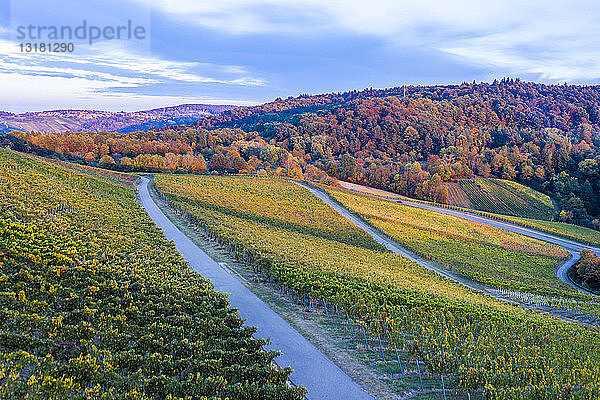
[
  {"left": 458, "top": 179, "right": 513, "bottom": 215},
  {"left": 491, "top": 179, "right": 555, "bottom": 219},
  {"left": 156, "top": 174, "right": 600, "bottom": 399},
  {"left": 385, "top": 183, "right": 600, "bottom": 248},
  {"left": 456, "top": 178, "right": 555, "bottom": 220},
  {"left": 422, "top": 199, "right": 600, "bottom": 248},
  {"left": 444, "top": 182, "right": 472, "bottom": 208},
  {"left": 0, "top": 150, "right": 304, "bottom": 399},
  {"left": 476, "top": 179, "right": 541, "bottom": 217}
]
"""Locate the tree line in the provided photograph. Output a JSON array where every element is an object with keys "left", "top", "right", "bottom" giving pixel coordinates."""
[
  {"left": 8, "top": 78, "right": 600, "bottom": 229},
  {"left": 193, "top": 78, "right": 600, "bottom": 229}
]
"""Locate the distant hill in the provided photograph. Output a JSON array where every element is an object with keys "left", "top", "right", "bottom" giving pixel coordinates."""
[
  {"left": 0, "top": 104, "right": 235, "bottom": 133},
  {"left": 7, "top": 79, "right": 600, "bottom": 230}
]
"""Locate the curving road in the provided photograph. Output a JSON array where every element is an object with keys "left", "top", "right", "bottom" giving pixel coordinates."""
[
  {"left": 296, "top": 182, "right": 505, "bottom": 300},
  {"left": 137, "top": 177, "right": 374, "bottom": 400},
  {"left": 295, "top": 183, "right": 462, "bottom": 283},
  {"left": 336, "top": 181, "right": 600, "bottom": 294},
  {"left": 398, "top": 199, "right": 600, "bottom": 293},
  {"left": 298, "top": 182, "right": 600, "bottom": 297}
]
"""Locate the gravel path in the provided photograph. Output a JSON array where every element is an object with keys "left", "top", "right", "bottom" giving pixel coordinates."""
[{"left": 138, "top": 177, "right": 374, "bottom": 400}]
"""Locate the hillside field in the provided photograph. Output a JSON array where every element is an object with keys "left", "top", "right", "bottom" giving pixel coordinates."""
[
  {"left": 445, "top": 178, "right": 555, "bottom": 220},
  {"left": 0, "top": 150, "right": 303, "bottom": 399},
  {"left": 154, "top": 173, "right": 600, "bottom": 399}
]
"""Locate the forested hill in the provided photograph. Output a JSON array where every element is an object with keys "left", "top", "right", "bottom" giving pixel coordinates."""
[
  {"left": 7, "top": 79, "right": 600, "bottom": 230},
  {"left": 192, "top": 79, "right": 600, "bottom": 229},
  {"left": 0, "top": 104, "right": 234, "bottom": 134}
]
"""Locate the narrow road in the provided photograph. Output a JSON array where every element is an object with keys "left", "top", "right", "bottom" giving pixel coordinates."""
[
  {"left": 297, "top": 182, "right": 600, "bottom": 300},
  {"left": 399, "top": 199, "right": 600, "bottom": 293},
  {"left": 296, "top": 182, "right": 489, "bottom": 291},
  {"left": 336, "top": 181, "right": 600, "bottom": 294},
  {"left": 137, "top": 177, "right": 374, "bottom": 400}
]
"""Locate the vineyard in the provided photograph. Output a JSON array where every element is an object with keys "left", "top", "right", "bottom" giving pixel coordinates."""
[
  {"left": 491, "top": 179, "right": 555, "bottom": 218},
  {"left": 455, "top": 179, "right": 554, "bottom": 220},
  {"left": 410, "top": 195, "right": 600, "bottom": 248},
  {"left": 444, "top": 182, "right": 472, "bottom": 208},
  {"left": 156, "top": 175, "right": 383, "bottom": 251},
  {"left": 458, "top": 180, "right": 513, "bottom": 215},
  {"left": 476, "top": 179, "right": 542, "bottom": 218},
  {"left": 383, "top": 187, "right": 600, "bottom": 249},
  {"left": 501, "top": 215, "right": 600, "bottom": 247},
  {"left": 0, "top": 150, "right": 305, "bottom": 399},
  {"left": 321, "top": 185, "right": 579, "bottom": 297},
  {"left": 155, "top": 173, "right": 600, "bottom": 399}
]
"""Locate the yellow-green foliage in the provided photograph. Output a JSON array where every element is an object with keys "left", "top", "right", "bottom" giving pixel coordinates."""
[
  {"left": 503, "top": 215, "right": 600, "bottom": 247},
  {"left": 157, "top": 174, "right": 384, "bottom": 250},
  {"left": 156, "top": 173, "right": 600, "bottom": 399},
  {"left": 322, "top": 185, "right": 576, "bottom": 297},
  {"left": 0, "top": 150, "right": 304, "bottom": 400},
  {"left": 457, "top": 178, "right": 554, "bottom": 220},
  {"left": 494, "top": 179, "right": 554, "bottom": 209}
]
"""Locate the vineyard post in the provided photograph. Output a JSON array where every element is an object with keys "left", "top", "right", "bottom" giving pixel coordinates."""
[
  {"left": 335, "top": 305, "right": 343, "bottom": 329},
  {"left": 361, "top": 325, "right": 369, "bottom": 349},
  {"left": 322, "top": 299, "right": 331, "bottom": 323},
  {"left": 346, "top": 313, "right": 355, "bottom": 340},
  {"left": 394, "top": 346, "right": 403, "bottom": 374},
  {"left": 377, "top": 333, "right": 385, "bottom": 361},
  {"left": 441, "top": 375, "right": 447, "bottom": 400},
  {"left": 416, "top": 359, "right": 423, "bottom": 390}
]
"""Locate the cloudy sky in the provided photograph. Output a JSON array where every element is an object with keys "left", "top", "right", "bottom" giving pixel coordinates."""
[{"left": 1, "top": 0, "right": 599, "bottom": 112}]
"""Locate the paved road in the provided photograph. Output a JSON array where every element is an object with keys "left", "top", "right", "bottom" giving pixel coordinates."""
[
  {"left": 298, "top": 182, "right": 600, "bottom": 297},
  {"left": 295, "top": 182, "right": 463, "bottom": 283},
  {"left": 137, "top": 177, "right": 374, "bottom": 400},
  {"left": 336, "top": 181, "right": 600, "bottom": 294},
  {"left": 399, "top": 199, "right": 600, "bottom": 293}
]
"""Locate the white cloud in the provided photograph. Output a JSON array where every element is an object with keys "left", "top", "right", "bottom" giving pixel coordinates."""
[
  {"left": 0, "top": 38, "right": 265, "bottom": 112},
  {"left": 137, "top": 0, "right": 532, "bottom": 37},
  {"left": 3, "top": 0, "right": 599, "bottom": 111},
  {"left": 141, "top": 0, "right": 600, "bottom": 82},
  {"left": 0, "top": 72, "right": 257, "bottom": 112},
  {"left": 0, "top": 39, "right": 265, "bottom": 85}
]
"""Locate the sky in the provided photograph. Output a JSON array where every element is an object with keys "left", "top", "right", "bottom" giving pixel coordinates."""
[{"left": 0, "top": 0, "right": 599, "bottom": 113}]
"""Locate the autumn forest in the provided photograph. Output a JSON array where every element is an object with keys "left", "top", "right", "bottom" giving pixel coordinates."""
[{"left": 6, "top": 78, "right": 600, "bottom": 230}]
